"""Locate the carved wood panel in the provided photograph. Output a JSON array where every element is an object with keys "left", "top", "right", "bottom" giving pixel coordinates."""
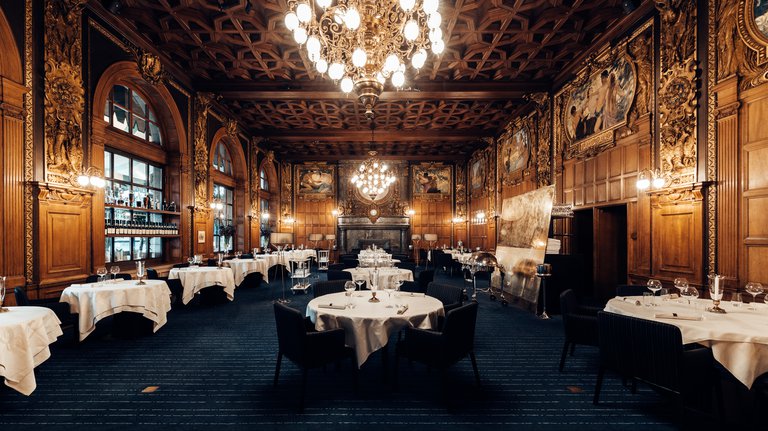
[{"left": 650, "top": 188, "right": 704, "bottom": 286}]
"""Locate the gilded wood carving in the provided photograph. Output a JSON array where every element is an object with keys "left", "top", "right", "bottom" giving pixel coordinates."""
[
  {"left": 455, "top": 162, "right": 467, "bottom": 218},
  {"left": 737, "top": 0, "right": 768, "bottom": 65},
  {"left": 135, "top": 50, "right": 166, "bottom": 86},
  {"left": 249, "top": 137, "right": 262, "bottom": 217},
  {"left": 527, "top": 92, "right": 552, "bottom": 187},
  {"left": 44, "top": 0, "right": 87, "bottom": 184},
  {"left": 193, "top": 93, "right": 214, "bottom": 210},
  {"left": 627, "top": 27, "right": 653, "bottom": 119},
  {"left": 280, "top": 161, "right": 292, "bottom": 217}
]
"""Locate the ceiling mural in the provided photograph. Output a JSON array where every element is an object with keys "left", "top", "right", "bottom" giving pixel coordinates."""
[{"left": 107, "top": 0, "right": 631, "bottom": 160}]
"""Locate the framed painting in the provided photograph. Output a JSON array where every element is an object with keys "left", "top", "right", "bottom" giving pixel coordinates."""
[
  {"left": 498, "top": 125, "right": 530, "bottom": 184},
  {"left": 738, "top": 0, "right": 768, "bottom": 65},
  {"left": 412, "top": 164, "right": 452, "bottom": 198},
  {"left": 563, "top": 54, "right": 636, "bottom": 155},
  {"left": 296, "top": 163, "right": 335, "bottom": 200},
  {"left": 469, "top": 152, "right": 488, "bottom": 198}
]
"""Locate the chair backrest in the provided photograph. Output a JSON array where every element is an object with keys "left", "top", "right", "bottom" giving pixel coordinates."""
[
  {"left": 146, "top": 268, "right": 159, "bottom": 280},
  {"left": 418, "top": 269, "right": 435, "bottom": 290},
  {"left": 341, "top": 258, "right": 358, "bottom": 269},
  {"left": 313, "top": 280, "right": 348, "bottom": 298},
  {"left": 395, "top": 261, "right": 417, "bottom": 273},
  {"left": 116, "top": 273, "right": 133, "bottom": 280},
  {"left": 240, "top": 253, "right": 253, "bottom": 259},
  {"left": 399, "top": 280, "right": 420, "bottom": 293},
  {"left": 441, "top": 301, "right": 479, "bottom": 362},
  {"left": 597, "top": 311, "right": 685, "bottom": 393},
  {"left": 273, "top": 302, "right": 307, "bottom": 362},
  {"left": 85, "top": 275, "right": 100, "bottom": 283},
  {"left": 318, "top": 250, "right": 329, "bottom": 262},
  {"left": 172, "top": 262, "right": 190, "bottom": 268},
  {"left": 327, "top": 269, "right": 352, "bottom": 281},
  {"left": 616, "top": 284, "right": 647, "bottom": 297},
  {"left": 426, "top": 282, "right": 463, "bottom": 307},
  {"left": 559, "top": 289, "right": 580, "bottom": 328},
  {"left": 328, "top": 263, "right": 346, "bottom": 271},
  {"left": 14, "top": 287, "right": 30, "bottom": 306}
]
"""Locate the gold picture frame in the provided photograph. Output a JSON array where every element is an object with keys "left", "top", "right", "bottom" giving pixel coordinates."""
[
  {"left": 412, "top": 163, "right": 452, "bottom": 200},
  {"left": 295, "top": 163, "right": 336, "bottom": 201},
  {"left": 738, "top": 0, "right": 768, "bottom": 65}
]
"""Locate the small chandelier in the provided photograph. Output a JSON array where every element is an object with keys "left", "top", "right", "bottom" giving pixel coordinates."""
[
  {"left": 285, "top": 0, "right": 445, "bottom": 117},
  {"left": 351, "top": 150, "right": 396, "bottom": 199}
]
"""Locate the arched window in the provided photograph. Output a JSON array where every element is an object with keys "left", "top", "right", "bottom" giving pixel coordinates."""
[
  {"left": 213, "top": 141, "right": 233, "bottom": 175},
  {"left": 260, "top": 168, "right": 269, "bottom": 191},
  {"left": 104, "top": 84, "right": 162, "bottom": 145}
]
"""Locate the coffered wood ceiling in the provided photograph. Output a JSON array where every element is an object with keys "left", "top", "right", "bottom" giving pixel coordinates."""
[{"left": 104, "top": 0, "right": 638, "bottom": 160}]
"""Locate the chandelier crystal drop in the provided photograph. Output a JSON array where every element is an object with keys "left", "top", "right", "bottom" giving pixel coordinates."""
[
  {"left": 285, "top": 0, "right": 444, "bottom": 117},
  {"left": 351, "top": 150, "right": 396, "bottom": 199}
]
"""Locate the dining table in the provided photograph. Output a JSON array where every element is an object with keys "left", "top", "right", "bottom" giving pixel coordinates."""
[
  {"left": 225, "top": 258, "right": 269, "bottom": 286},
  {"left": 344, "top": 267, "right": 414, "bottom": 290},
  {"left": 604, "top": 296, "right": 768, "bottom": 389},
  {"left": 306, "top": 291, "right": 444, "bottom": 367},
  {"left": 60, "top": 279, "right": 172, "bottom": 341},
  {"left": 0, "top": 306, "right": 63, "bottom": 395},
  {"left": 168, "top": 266, "right": 236, "bottom": 305}
]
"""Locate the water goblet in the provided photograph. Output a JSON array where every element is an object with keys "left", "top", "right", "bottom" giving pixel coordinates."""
[
  {"left": 110, "top": 265, "right": 120, "bottom": 282},
  {"left": 344, "top": 281, "right": 356, "bottom": 308},
  {"left": 384, "top": 281, "right": 396, "bottom": 307},
  {"left": 96, "top": 266, "right": 108, "bottom": 286},
  {"left": 646, "top": 279, "right": 662, "bottom": 306},
  {"left": 681, "top": 286, "right": 699, "bottom": 308},
  {"left": 187, "top": 257, "right": 194, "bottom": 267},
  {"left": 673, "top": 277, "right": 689, "bottom": 298},
  {"left": 745, "top": 282, "right": 764, "bottom": 310}
]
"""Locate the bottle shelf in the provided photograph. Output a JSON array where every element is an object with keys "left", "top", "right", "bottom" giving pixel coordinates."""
[
  {"left": 105, "top": 234, "right": 181, "bottom": 238},
  {"left": 105, "top": 203, "right": 181, "bottom": 216}
]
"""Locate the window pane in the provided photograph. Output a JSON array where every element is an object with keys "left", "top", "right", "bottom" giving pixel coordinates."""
[
  {"left": 132, "top": 91, "right": 147, "bottom": 118},
  {"left": 150, "top": 190, "right": 163, "bottom": 210},
  {"left": 132, "top": 160, "right": 147, "bottom": 186},
  {"left": 114, "top": 154, "right": 130, "bottom": 182},
  {"left": 132, "top": 116, "right": 147, "bottom": 140},
  {"left": 133, "top": 187, "right": 148, "bottom": 208},
  {"left": 148, "top": 122, "right": 162, "bottom": 145},
  {"left": 113, "top": 106, "right": 129, "bottom": 132},
  {"left": 113, "top": 85, "right": 129, "bottom": 108},
  {"left": 104, "top": 101, "right": 111, "bottom": 123},
  {"left": 149, "top": 237, "right": 162, "bottom": 259},
  {"left": 114, "top": 237, "right": 132, "bottom": 262},
  {"left": 150, "top": 213, "right": 163, "bottom": 223},
  {"left": 260, "top": 169, "right": 268, "bottom": 190},
  {"left": 105, "top": 237, "right": 113, "bottom": 263},
  {"left": 115, "top": 183, "right": 131, "bottom": 206},
  {"left": 104, "top": 151, "right": 112, "bottom": 178},
  {"left": 133, "top": 237, "right": 148, "bottom": 260},
  {"left": 149, "top": 165, "right": 162, "bottom": 189},
  {"left": 148, "top": 107, "right": 157, "bottom": 122}
]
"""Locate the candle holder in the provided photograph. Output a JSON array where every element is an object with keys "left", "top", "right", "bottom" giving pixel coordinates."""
[{"left": 707, "top": 274, "right": 727, "bottom": 314}]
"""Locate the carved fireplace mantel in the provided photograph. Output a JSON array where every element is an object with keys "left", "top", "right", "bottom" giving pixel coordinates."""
[{"left": 337, "top": 216, "right": 410, "bottom": 253}]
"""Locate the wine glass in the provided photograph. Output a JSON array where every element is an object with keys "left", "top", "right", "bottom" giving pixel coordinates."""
[
  {"left": 110, "top": 265, "right": 120, "bottom": 282},
  {"left": 646, "top": 279, "right": 662, "bottom": 306},
  {"left": 217, "top": 253, "right": 224, "bottom": 269},
  {"left": 96, "top": 266, "right": 108, "bottom": 285},
  {"left": 344, "top": 281, "right": 356, "bottom": 308},
  {"left": 745, "top": 282, "right": 764, "bottom": 310},
  {"left": 187, "top": 256, "right": 194, "bottom": 267},
  {"left": 0, "top": 275, "right": 6, "bottom": 310},
  {"left": 135, "top": 261, "right": 146, "bottom": 285},
  {"left": 673, "top": 277, "right": 689, "bottom": 298},
  {"left": 384, "top": 280, "right": 396, "bottom": 307},
  {"left": 354, "top": 278, "right": 365, "bottom": 296},
  {"left": 681, "top": 286, "right": 699, "bottom": 307},
  {"left": 235, "top": 250, "right": 241, "bottom": 260}
]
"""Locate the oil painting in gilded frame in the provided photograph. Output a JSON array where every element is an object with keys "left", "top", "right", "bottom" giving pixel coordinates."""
[
  {"left": 412, "top": 164, "right": 452, "bottom": 198},
  {"left": 296, "top": 164, "right": 335, "bottom": 200},
  {"left": 737, "top": 0, "right": 768, "bottom": 65},
  {"left": 563, "top": 54, "right": 636, "bottom": 153},
  {"left": 469, "top": 156, "right": 487, "bottom": 198},
  {"left": 498, "top": 125, "right": 530, "bottom": 183}
]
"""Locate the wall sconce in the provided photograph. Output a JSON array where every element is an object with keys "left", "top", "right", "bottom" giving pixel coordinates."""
[
  {"left": 406, "top": 208, "right": 415, "bottom": 216},
  {"left": 210, "top": 198, "right": 225, "bottom": 219},
  {"left": 636, "top": 169, "right": 666, "bottom": 191},
  {"left": 261, "top": 212, "right": 270, "bottom": 221},
  {"left": 74, "top": 167, "right": 106, "bottom": 189},
  {"left": 472, "top": 210, "right": 487, "bottom": 225},
  {"left": 282, "top": 215, "right": 296, "bottom": 224},
  {"left": 331, "top": 208, "right": 339, "bottom": 217},
  {"left": 452, "top": 215, "right": 465, "bottom": 224}
]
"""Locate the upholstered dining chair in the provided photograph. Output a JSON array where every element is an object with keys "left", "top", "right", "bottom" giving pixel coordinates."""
[
  {"left": 616, "top": 284, "right": 649, "bottom": 297},
  {"left": 312, "top": 280, "right": 348, "bottom": 298},
  {"left": 426, "top": 282, "right": 463, "bottom": 314},
  {"left": 417, "top": 269, "right": 435, "bottom": 292},
  {"left": 273, "top": 302, "right": 356, "bottom": 411},
  {"left": 558, "top": 289, "right": 599, "bottom": 371},
  {"left": 394, "top": 301, "right": 480, "bottom": 390},
  {"left": 594, "top": 311, "right": 723, "bottom": 418},
  {"left": 328, "top": 263, "right": 346, "bottom": 271},
  {"left": 327, "top": 269, "right": 352, "bottom": 281}
]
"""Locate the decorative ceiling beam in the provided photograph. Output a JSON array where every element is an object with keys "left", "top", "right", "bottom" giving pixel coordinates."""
[{"left": 257, "top": 128, "right": 491, "bottom": 142}]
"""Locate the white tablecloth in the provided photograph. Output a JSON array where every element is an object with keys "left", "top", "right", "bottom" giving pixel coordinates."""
[
  {"left": 0, "top": 307, "right": 62, "bottom": 395},
  {"left": 605, "top": 297, "right": 768, "bottom": 388},
  {"left": 282, "top": 249, "right": 317, "bottom": 262},
  {"left": 168, "top": 267, "right": 236, "bottom": 304},
  {"left": 225, "top": 258, "right": 269, "bottom": 286},
  {"left": 344, "top": 267, "right": 414, "bottom": 289},
  {"left": 60, "top": 279, "right": 172, "bottom": 341},
  {"left": 307, "top": 291, "right": 443, "bottom": 366}
]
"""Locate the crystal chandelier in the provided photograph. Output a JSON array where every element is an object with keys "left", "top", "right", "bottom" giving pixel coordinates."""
[
  {"left": 285, "top": 0, "right": 445, "bottom": 117},
  {"left": 351, "top": 150, "right": 396, "bottom": 199}
]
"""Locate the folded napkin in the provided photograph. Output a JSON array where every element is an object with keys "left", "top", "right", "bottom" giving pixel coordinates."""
[
  {"left": 398, "top": 292, "right": 425, "bottom": 297},
  {"left": 654, "top": 312, "right": 702, "bottom": 321},
  {"left": 397, "top": 305, "right": 409, "bottom": 315},
  {"left": 318, "top": 304, "right": 346, "bottom": 310}
]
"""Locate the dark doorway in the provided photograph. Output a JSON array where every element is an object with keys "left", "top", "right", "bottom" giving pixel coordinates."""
[
  {"left": 572, "top": 209, "right": 594, "bottom": 297},
  {"left": 593, "top": 205, "right": 628, "bottom": 302}
]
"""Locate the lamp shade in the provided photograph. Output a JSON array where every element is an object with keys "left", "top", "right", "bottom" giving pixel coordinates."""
[
  {"left": 411, "top": 234, "right": 421, "bottom": 241},
  {"left": 423, "top": 233, "right": 438, "bottom": 242},
  {"left": 324, "top": 234, "right": 336, "bottom": 240},
  {"left": 270, "top": 232, "right": 294, "bottom": 245},
  {"left": 308, "top": 233, "right": 323, "bottom": 241}
]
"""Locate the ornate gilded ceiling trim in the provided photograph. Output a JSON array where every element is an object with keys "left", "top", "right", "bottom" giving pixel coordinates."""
[
  {"left": 193, "top": 92, "right": 213, "bottom": 210},
  {"left": 24, "top": 0, "right": 34, "bottom": 283},
  {"left": 33, "top": 181, "right": 94, "bottom": 207},
  {"left": 135, "top": 50, "right": 166, "bottom": 86},
  {"left": 88, "top": 18, "right": 130, "bottom": 52},
  {"left": 707, "top": 0, "right": 717, "bottom": 275},
  {"left": 44, "top": 0, "right": 87, "bottom": 185}
]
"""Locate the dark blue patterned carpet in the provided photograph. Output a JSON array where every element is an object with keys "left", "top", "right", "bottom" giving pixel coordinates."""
[{"left": 1, "top": 271, "right": 723, "bottom": 430}]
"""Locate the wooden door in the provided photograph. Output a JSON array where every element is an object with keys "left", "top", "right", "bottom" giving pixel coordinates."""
[{"left": 594, "top": 205, "right": 628, "bottom": 301}]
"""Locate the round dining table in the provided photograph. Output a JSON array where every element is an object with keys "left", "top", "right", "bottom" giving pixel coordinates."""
[
  {"left": 306, "top": 291, "right": 443, "bottom": 367},
  {"left": 60, "top": 279, "right": 172, "bottom": 341},
  {"left": 0, "top": 306, "right": 63, "bottom": 395},
  {"left": 225, "top": 258, "right": 269, "bottom": 286},
  {"left": 168, "top": 266, "right": 236, "bottom": 304},
  {"left": 343, "top": 267, "right": 414, "bottom": 290}
]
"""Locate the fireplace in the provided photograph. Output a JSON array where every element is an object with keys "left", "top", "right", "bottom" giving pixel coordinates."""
[{"left": 337, "top": 216, "right": 410, "bottom": 253}]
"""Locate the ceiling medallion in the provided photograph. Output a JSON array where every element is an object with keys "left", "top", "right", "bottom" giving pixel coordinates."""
[{"left": 285, "top": 0, "right": 445, "bottom": 117}]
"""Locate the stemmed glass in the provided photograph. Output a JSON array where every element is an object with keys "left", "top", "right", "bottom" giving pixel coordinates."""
[
  {"left": 384, "top": 280, "right": 396, "bottom": 307},
  {"left": 135, "top": 261, "right": 146, "bottom": 285},
  {"left": 217, "top": 253, "right": 224, "bottom": 269},
  {"left": 344, "top": 281, "right": 356, "bottom": 309},
  {"left": 235, "top": 251, "right": 241, "bottom": 260},
  {"left": 681, "top": 286, "right": 699, "bottom": 307},
  {"left": 0, "top": 275, "right": 6, "bottom": 311},
  {"left": 673, "top": 277, "right": 689, "bottom": 299},
  {"left": 96, "top": 266, "right": 108, "bottom": 285},
  {"left": 110, "top": 265, "right": 120, "bottom": 282},
  {"left": 187, "top": 256, "right": 194, "bottom": 267},
  {"left": 354, "top": 278, "right": 365, "bottom": 296},
  {"left": 646, "top": 279, "right": 662, "bottom": 306},
  {"left": 745, "top": 282, "right": 764, "bottom": 310}
]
